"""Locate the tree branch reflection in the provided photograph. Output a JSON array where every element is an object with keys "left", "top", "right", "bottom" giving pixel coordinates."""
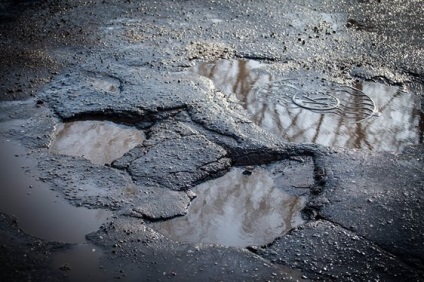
[{"left": 194, "top": 59, "right": 422, "bottom": 152}]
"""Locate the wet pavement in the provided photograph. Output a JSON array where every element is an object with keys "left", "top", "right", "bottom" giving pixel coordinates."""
[
  {"left": 194, "top": 59, "right": 423, "bottom": 152},
  {"left": 0, "top": 136, "right": 111, "bottom": 242},
  {"left": 51, "top": 243, "right": 108, "bottom": 282},
  {"left": 0, "top": 0, "right": 423, "bottom": 281}
]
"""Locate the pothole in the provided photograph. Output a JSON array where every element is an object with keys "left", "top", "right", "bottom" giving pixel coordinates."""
[
  {"left": 194, "top": 59, "right": 423, "bottom": 152},
  {"left": 152, "top": 158, "right": 314, "bottom": 247},
  {"left": 50, "top": 120, "right": 145, "bottom": 165},
  {"left": 0, "top": 137, "right": 112, "bottom": 243}
]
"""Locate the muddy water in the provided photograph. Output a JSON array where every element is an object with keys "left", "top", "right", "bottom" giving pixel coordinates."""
[
  {"left": 153, "top": 167, "right": 307, "bottom": 247},
  {"left": 194, "top": 59, "right": 423, "bottom": 152},
  {"left": 0, "top": 137, "right": 112, "bottom": 243},
  {"left": 50, "top": 120, "right": 145, "bottom": 165}
]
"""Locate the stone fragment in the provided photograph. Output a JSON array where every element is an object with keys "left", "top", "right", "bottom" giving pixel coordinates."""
[{"left": 128, "top": 135, "right": 230, "bottom": 191}]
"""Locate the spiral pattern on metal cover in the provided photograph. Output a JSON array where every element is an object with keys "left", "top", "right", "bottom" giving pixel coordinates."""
[{"left": 254, "top": 78, "right": 378, "bottom": 123}]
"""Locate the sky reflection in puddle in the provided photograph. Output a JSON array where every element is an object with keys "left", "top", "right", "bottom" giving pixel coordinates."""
[
  {"left": 50, "top": 120, "right": 145, "bottom": 165},
  {"left": 153, "top": 167, "right": 308, "bottom": 247},
  {"left": 194, "top": 59, "right": 423, "bottom": 152}
]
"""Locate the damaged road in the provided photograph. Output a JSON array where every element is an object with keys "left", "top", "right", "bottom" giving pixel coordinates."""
[{"left": 0, "top": 0, "right": 423, "bottom": 281}]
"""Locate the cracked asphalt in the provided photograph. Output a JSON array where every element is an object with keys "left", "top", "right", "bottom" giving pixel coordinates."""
[{"left": 0, "top": 0, "right": 423, "bottom": 281}]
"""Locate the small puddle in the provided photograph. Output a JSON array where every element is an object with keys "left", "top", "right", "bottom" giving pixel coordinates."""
[
  {"left": 0, "top": 136, "right": 112, "bottom": 243},
  {"left": 153, "top": 166, "right": 309, "bottom": 247},
  {"left": 194, "top": 59, "right": 423, "bottom": 152},
  {"left": 50, "top": 120, "right": 145, "bottom": 165}
]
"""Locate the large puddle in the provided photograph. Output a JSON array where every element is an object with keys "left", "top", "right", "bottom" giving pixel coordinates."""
[
  {"left": 50, "top": 120, "right": 145, "bottom": 165},
  {"left": 153, "top": 160, "right": 313, "bottom": 247},
  {"left": 0, "top": 136, "right": 112, "bottom": 243},
  {"left": 194, "top": 59, "right": 423, "bottom": 152},
  {"left": 0, "top": 134, "right": 113, "bottom": 281}
]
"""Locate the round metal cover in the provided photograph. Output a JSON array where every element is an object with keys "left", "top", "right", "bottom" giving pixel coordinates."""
[
  {"left": 253, "top": 77, "right": 377, "bottom": 123},
  {"left": 292, "top": 91, "right": 340, "bottom": 110}
]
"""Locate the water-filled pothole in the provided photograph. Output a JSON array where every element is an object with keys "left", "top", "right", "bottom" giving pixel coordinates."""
[
  {"left": 194, "top": 59, "right": 423, "bottom": 152},
  {"left": 153, "top": 159, "right": 313, "bottom": 247},
  {"left": 0, "top": 136, "right": 112, "bottom": 243},
  {"left": 50, "top": 120, "right": 145, "bottom": 165}
]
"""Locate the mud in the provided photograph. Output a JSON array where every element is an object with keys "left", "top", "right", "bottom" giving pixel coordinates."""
[{"left": 0, "top": 0, "right": 423, "bottom": 281}]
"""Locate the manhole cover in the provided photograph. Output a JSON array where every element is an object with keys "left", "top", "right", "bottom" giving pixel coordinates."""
[
  {"left": 193, "top": 59, "right": 422, "bottom": 152},
  {"left": 292, "top": 91, "right": 340, "bottom": 110},
  {"left": 255, "top": 79, "right": 377, "bottom": 122}
]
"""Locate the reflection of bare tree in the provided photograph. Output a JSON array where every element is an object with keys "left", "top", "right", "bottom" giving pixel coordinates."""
[
  {"left": 349, "top": 82, "right": 372, "bottom": 150},
  {"left": 194, "top": 59, "right": 422, "bottom": 152},
  {"left": 194, "top": 59, "right": 264, "bottom": 106},
  {"left": 153, "top": 168, "right": 306, "bottom": 247}
]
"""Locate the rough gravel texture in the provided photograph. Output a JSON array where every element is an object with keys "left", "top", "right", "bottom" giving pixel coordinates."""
[{"left": 0, "top": 0, "right": 423, "bottom": 281}]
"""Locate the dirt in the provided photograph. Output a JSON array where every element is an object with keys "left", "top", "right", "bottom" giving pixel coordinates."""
[{"left": 0, "top": 0, "right": 423, "bottom": 281}]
